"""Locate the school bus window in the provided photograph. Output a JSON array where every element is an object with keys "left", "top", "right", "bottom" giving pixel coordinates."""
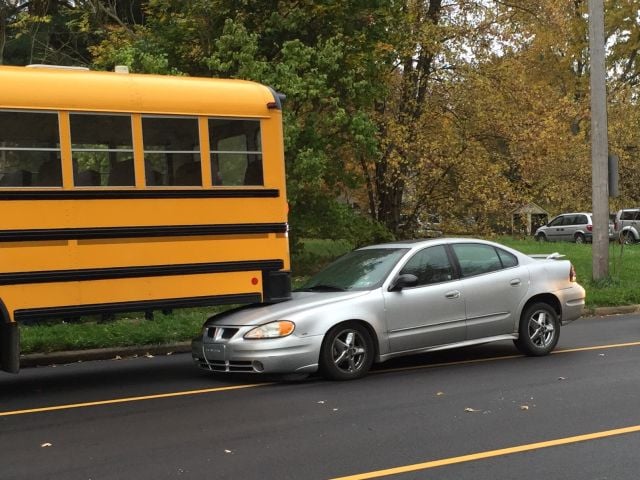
[
  {"left": 0, "top": 110, "right": 62, "bottom": 187},
  {"left": 142, "top": 116, "right": 201, "bottom": 186},
  {"left": 209, "top": 118, "right": 263, "bottom": 186},
  {"left": 70, "top": 113, "right": 134, "bottom": 187}
]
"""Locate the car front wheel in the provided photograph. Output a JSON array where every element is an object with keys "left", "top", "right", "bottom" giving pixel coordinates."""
[
  {"left": 319, "top": 322, "right": 374, "bottom": 381},
  {"left": 536, "top": 233, "right": 547, "bottom": 242},
  {"left": 514, "top": 302, "right": 559, "bottom": 356}
]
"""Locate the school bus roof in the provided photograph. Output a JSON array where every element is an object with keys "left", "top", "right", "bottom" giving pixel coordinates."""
[{"left": 0, "top": 65, "right": 280, "bottom": 118}]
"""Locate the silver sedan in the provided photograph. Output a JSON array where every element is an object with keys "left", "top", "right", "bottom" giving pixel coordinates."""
[{"left": 192, "top": 238, "right": 585, "bottom": 380}]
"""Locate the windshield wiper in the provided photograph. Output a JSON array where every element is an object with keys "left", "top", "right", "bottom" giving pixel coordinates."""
[{"left": 297, "top": 284, "right": 346, "bottom": 292}]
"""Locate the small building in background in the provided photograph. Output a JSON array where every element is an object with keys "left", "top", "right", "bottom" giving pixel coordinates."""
[{"left": 511, "top": 203, "right": 549, "bottom": 236}]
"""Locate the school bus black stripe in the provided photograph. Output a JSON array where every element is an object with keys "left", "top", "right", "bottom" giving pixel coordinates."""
[
  {"left": 14, "top": 294, "right": 262, "bottom": 324},
  {"left": 0, "top": 260, "right": 285, "bottom": 286},
  {"left": 0, "top": 223, "right": 288, "bottom": 242},
  {"left": 0, "top": 189, "right": 280, "bottom": 200}
]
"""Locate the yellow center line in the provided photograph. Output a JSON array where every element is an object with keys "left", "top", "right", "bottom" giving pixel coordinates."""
[
  {"left": 0, "top": 383, "right": 270, "bottom": 417},
  {"left": 373, "top": 340, "right": 640, "bottom": 375},
  {"left": 329, "top": 424, "right": 640, "bottom": 480},
  {"left": 555, "top": 340, "right": 640, "bottom": 353},
  {"left": 3, "top": 340, "right": 640, "bottom": 417}
]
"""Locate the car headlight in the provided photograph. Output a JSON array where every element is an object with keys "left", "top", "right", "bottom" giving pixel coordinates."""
[{"left": 244, "top": 321, "right": 295, "bottom": 339}]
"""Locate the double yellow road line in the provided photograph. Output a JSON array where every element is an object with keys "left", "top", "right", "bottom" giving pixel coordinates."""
[
  {"left": 3, "top": 340, "right": 640, "bottom": 480},
  {"left": 2, "top": 340, "right": 639, "bottom": 418}
]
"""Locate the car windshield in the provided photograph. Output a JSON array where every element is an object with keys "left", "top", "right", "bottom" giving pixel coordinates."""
[{"left": 298, "top": 248, "right": 409, "bottom": 292}]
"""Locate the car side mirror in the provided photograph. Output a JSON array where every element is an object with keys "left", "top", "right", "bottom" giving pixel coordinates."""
[{"left": 389, "top": 273, "right": 418, "bottom": 292}]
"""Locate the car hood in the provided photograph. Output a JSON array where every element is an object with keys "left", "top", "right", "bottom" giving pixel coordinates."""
[{"left": 206, "top": 290, "right": 372, "bottom": 327}]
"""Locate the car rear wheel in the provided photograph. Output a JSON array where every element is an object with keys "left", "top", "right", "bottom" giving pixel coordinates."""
[
  {"left": 622, "top": 231, "right": 636, "bottom": 245},
  {"left": 319, "top": 322, "right": 374, "bottom": 381},
  {"left": 514, "top": 302, "right": 559, "bottom": 356},
  {"left": 574, "top": 233, "right": 586, "bottom": 244}
]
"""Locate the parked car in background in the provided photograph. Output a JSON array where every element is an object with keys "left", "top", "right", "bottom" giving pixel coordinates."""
[
  {"left": 614, "top": 208, "right": 640, "bottom": 244},
  {"left": 192, "top": 238, "right": 585, "bottom": 381},
  {"left": 534, "top": 212, "right": 613, "bottom": 243}
]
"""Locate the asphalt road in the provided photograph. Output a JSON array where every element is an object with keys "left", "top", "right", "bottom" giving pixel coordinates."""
[{"left": 1, "top": 314, "right": 639, "bottom": 480}]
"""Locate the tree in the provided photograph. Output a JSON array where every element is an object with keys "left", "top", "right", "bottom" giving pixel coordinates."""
[{"left": 89, "top": 0, "right": 395, "bottom": 245}]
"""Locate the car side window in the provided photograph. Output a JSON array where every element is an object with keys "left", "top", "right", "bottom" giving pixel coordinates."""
[
  {"left": 496, "top": 248, "right": 518, "bottom": 268},
  {"left": 548, "top": 216, "right": 563, "bottom": 227},
  {"left": 451, "top": 244, "right": 503, "bottom": 277},
  {"left": 576, "top": 215, "right": 588, "bottom": 225},
  {"left": 399, "top": 245, "right": 454, "bottom": 286}
]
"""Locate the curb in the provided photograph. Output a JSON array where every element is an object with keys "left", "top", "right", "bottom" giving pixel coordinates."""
[
  {"left": 587, "top": 305, "right": 640, "bottom": 316},
  {"left": 20, "top": 342, "right": 191, "bottom": 368},
  {"left": 18, "top": 306, "right": 640, "bottom": 369}
]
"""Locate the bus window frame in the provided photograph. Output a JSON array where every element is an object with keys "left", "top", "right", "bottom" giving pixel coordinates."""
[
  {"left": 141, "top": 114, "right": 203, "bottom": 188},
  {"left": 208, "top": 116, "right": 264, "bottom": 187},
  {"left": 0, "top": 108, "right": 63, "bottom": 188},
  {"left": 69, "top": 111, "right": 136, "bottom": 188}
]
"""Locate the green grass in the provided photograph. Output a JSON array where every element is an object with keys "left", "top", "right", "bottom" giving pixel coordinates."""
[
  {"left": 19, "top": 237, "right": 640, "bottom": 355},
  {"left": 20, "top": 308, "right": 221, "bottom": 355}
]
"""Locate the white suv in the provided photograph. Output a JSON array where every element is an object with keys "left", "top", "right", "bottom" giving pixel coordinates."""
[
  {"left": 614, "top": 208, "right": 640, "bottom": 244},
  {"left": 535, "top": 213, "right": 594, "bottom": 243}
]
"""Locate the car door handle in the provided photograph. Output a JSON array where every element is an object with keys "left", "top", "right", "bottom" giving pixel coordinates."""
[
  {"left": 510, "top": 279, "right": 521, "bottom": 286},
  {"left": 445, "top": 290, "right": 460, "bottom": 299}
]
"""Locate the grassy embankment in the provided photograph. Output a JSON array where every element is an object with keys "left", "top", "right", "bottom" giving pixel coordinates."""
[{"left": 19, "top": 237, "right": 640, "bottom": 354}]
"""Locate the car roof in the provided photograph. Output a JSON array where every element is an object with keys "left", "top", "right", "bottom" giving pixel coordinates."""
[{"left": 357, "top": 237, "right": 505, "bottom": 250}]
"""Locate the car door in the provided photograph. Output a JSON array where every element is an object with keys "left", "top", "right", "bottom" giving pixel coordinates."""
[
  {"left": 383, "top": 245, "right": 466, "bottom": 353},
  {"left": 545, "top": 215, "right": 565, "bottom": 241},
  {"left": 450, "top": 243, "right": 529, "bottom": 339},
  {"left": 560, "top": 214, "right": 581, "bottom": 241}
]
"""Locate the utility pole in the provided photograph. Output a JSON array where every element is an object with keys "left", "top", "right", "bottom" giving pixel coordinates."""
[{"left": 588, "top": 0, "right": 609, "bottom": 280}]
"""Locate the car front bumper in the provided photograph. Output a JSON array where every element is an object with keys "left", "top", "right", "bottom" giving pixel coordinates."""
[{"left": 192, "top": 333, "right": 324, "bottom": 375}]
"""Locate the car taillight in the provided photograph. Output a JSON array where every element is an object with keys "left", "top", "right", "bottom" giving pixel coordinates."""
[
  {"left": 586, "top": 224, "right": 592, "bottom": 232},
  {"left": 570, "top": 264, "right": 577, "bottom": 282},
  {"left": 615, "top": 221, "right": 620, "bottom": 231}
]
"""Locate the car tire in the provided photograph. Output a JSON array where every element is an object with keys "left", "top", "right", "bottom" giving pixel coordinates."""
[
  {"left": 319, "top": 322, "right": 374, "bottom": 381},
  {"left": 622, "top": 231, "right": 636, "bottom": 245},
  {"left": 514, "top": 302, "right": 560, "bottom": 356},
  {"left": 574, "top": 233, "right": 586, "bottom": 244},
  {"left": 536, "top": 233, "right": 547, "bottom": 242}
]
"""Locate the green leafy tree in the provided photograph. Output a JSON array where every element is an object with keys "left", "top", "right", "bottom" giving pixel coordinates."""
[{"left": 90, "top": 0, "right": 394, "bottom": 247}]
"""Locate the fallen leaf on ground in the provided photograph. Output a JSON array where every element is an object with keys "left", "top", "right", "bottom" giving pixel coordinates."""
[
  {"left": 464, "top": 407, "right": 480, "bottom": 412},
  {"left": 41, "top": 443, "right": 52, "bottom": 448},
  {"left": 520, "top": 405, "right": 529, "bottom": 411}
]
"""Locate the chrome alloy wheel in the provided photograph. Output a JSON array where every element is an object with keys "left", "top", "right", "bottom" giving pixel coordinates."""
[
  {"left": 527, "top": 309, "right": 556, "bottom": 348},
  {"left": 331, "top": 329, "right": 367, "bottom": 374}
]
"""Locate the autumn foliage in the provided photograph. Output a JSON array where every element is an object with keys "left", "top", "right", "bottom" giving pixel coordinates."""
[{"left": 2, "top": 0, "right": 639, "bottom": 242}]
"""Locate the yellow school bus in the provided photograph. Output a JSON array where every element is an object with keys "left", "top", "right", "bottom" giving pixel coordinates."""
[{"left": 0, "top": 65, "right": 291, "bottom": 373}]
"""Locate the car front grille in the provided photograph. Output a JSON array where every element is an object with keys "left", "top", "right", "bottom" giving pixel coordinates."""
[
  {"left": 206, "top": 326, "right": 239, "bottom": 340},
  {"left": 195, "top": 357, "right": 255, "bottom": 373}
]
